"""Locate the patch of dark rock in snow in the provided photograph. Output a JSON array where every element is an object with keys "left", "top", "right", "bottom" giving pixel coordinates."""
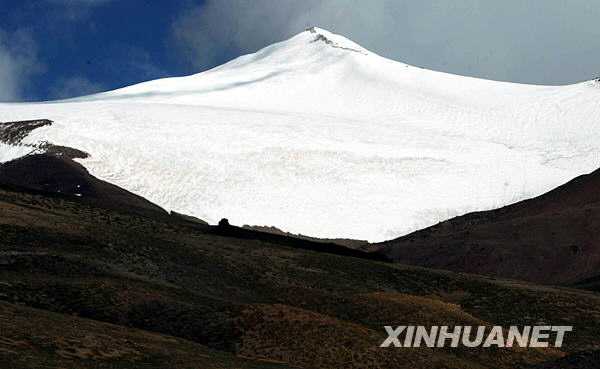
[
  {"left": 0, "top": 119, "right": 89, "bottom": 160},
  {"left": 37, "top": 141, "right": 89, "bottom": 159},
  {"left": 306, "top": 27, "right": 367, "bottom": 54},
  {"left": 0, "top": 119, "right": 52, "bottom": 145}
]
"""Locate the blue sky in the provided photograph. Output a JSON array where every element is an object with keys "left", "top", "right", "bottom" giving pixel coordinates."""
[
  {"left": 1, "top": 1, "right": 600, "bottom": 102},
  {"left": 0, "top": 0, "right": 202, "bottom": 101}
]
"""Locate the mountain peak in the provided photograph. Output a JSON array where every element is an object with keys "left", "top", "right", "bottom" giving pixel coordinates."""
[{"left": 300, "top": 26, "right": 369, "bottom": 55}]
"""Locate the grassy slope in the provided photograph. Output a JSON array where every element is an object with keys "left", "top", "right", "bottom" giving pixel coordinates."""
[
  {"left": 0, "top": 301, "right": 291, "bottom": 369},
  {"left": 1, "top": 186, "right": 599, "bottom": 368}
]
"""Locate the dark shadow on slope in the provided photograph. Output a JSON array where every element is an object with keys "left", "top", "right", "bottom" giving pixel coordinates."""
[
  {"left": 0, "top": 154, "right": 167, "bottom": 219},
  {"left": 211, "top": 218, "right": 388, "bottom": 262},
  {"left": 243, "top": 224, "right": 369, "bottom": 249},
  {"left": 374, "top": 168, "right": 600, "bottom": 285},
  {"left": 572, "top": 274, "right": 600, "bottom": 292}
]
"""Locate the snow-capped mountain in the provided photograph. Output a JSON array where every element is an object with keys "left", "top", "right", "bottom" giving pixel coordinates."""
[{"left": 1, "top": 27, "right": 600, "bottom": 241}]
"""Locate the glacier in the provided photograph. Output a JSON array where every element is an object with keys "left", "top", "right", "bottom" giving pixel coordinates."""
[{"left": 1, "top": 27, "right": 600, "bottom": 242}]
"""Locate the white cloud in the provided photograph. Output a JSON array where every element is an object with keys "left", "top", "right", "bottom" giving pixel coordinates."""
[
  {"left": 0, "top": 29, "right": 43, "bottom": 102},
  {"left": 171, "top": 0, "right": 600, "bottom": 84},
  {"left": 171, "top": 0, "right": 319, "bottom": 70}
]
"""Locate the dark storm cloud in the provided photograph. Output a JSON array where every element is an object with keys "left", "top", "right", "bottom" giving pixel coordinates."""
[{"left": 171, "top": 0, "right": 600, "bottom": 84}]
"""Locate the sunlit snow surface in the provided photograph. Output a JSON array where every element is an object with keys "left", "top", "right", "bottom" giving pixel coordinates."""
[{"left": 1, "top": 28, "right": 600, "bottom": 241}]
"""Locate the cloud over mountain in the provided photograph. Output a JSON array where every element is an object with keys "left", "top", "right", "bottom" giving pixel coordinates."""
[
  {"left": 172, "top": 0, "right": 600, "bottom": 84},
  {"left": 0, "top": 29, "right": 43, "bottom": 102}
]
